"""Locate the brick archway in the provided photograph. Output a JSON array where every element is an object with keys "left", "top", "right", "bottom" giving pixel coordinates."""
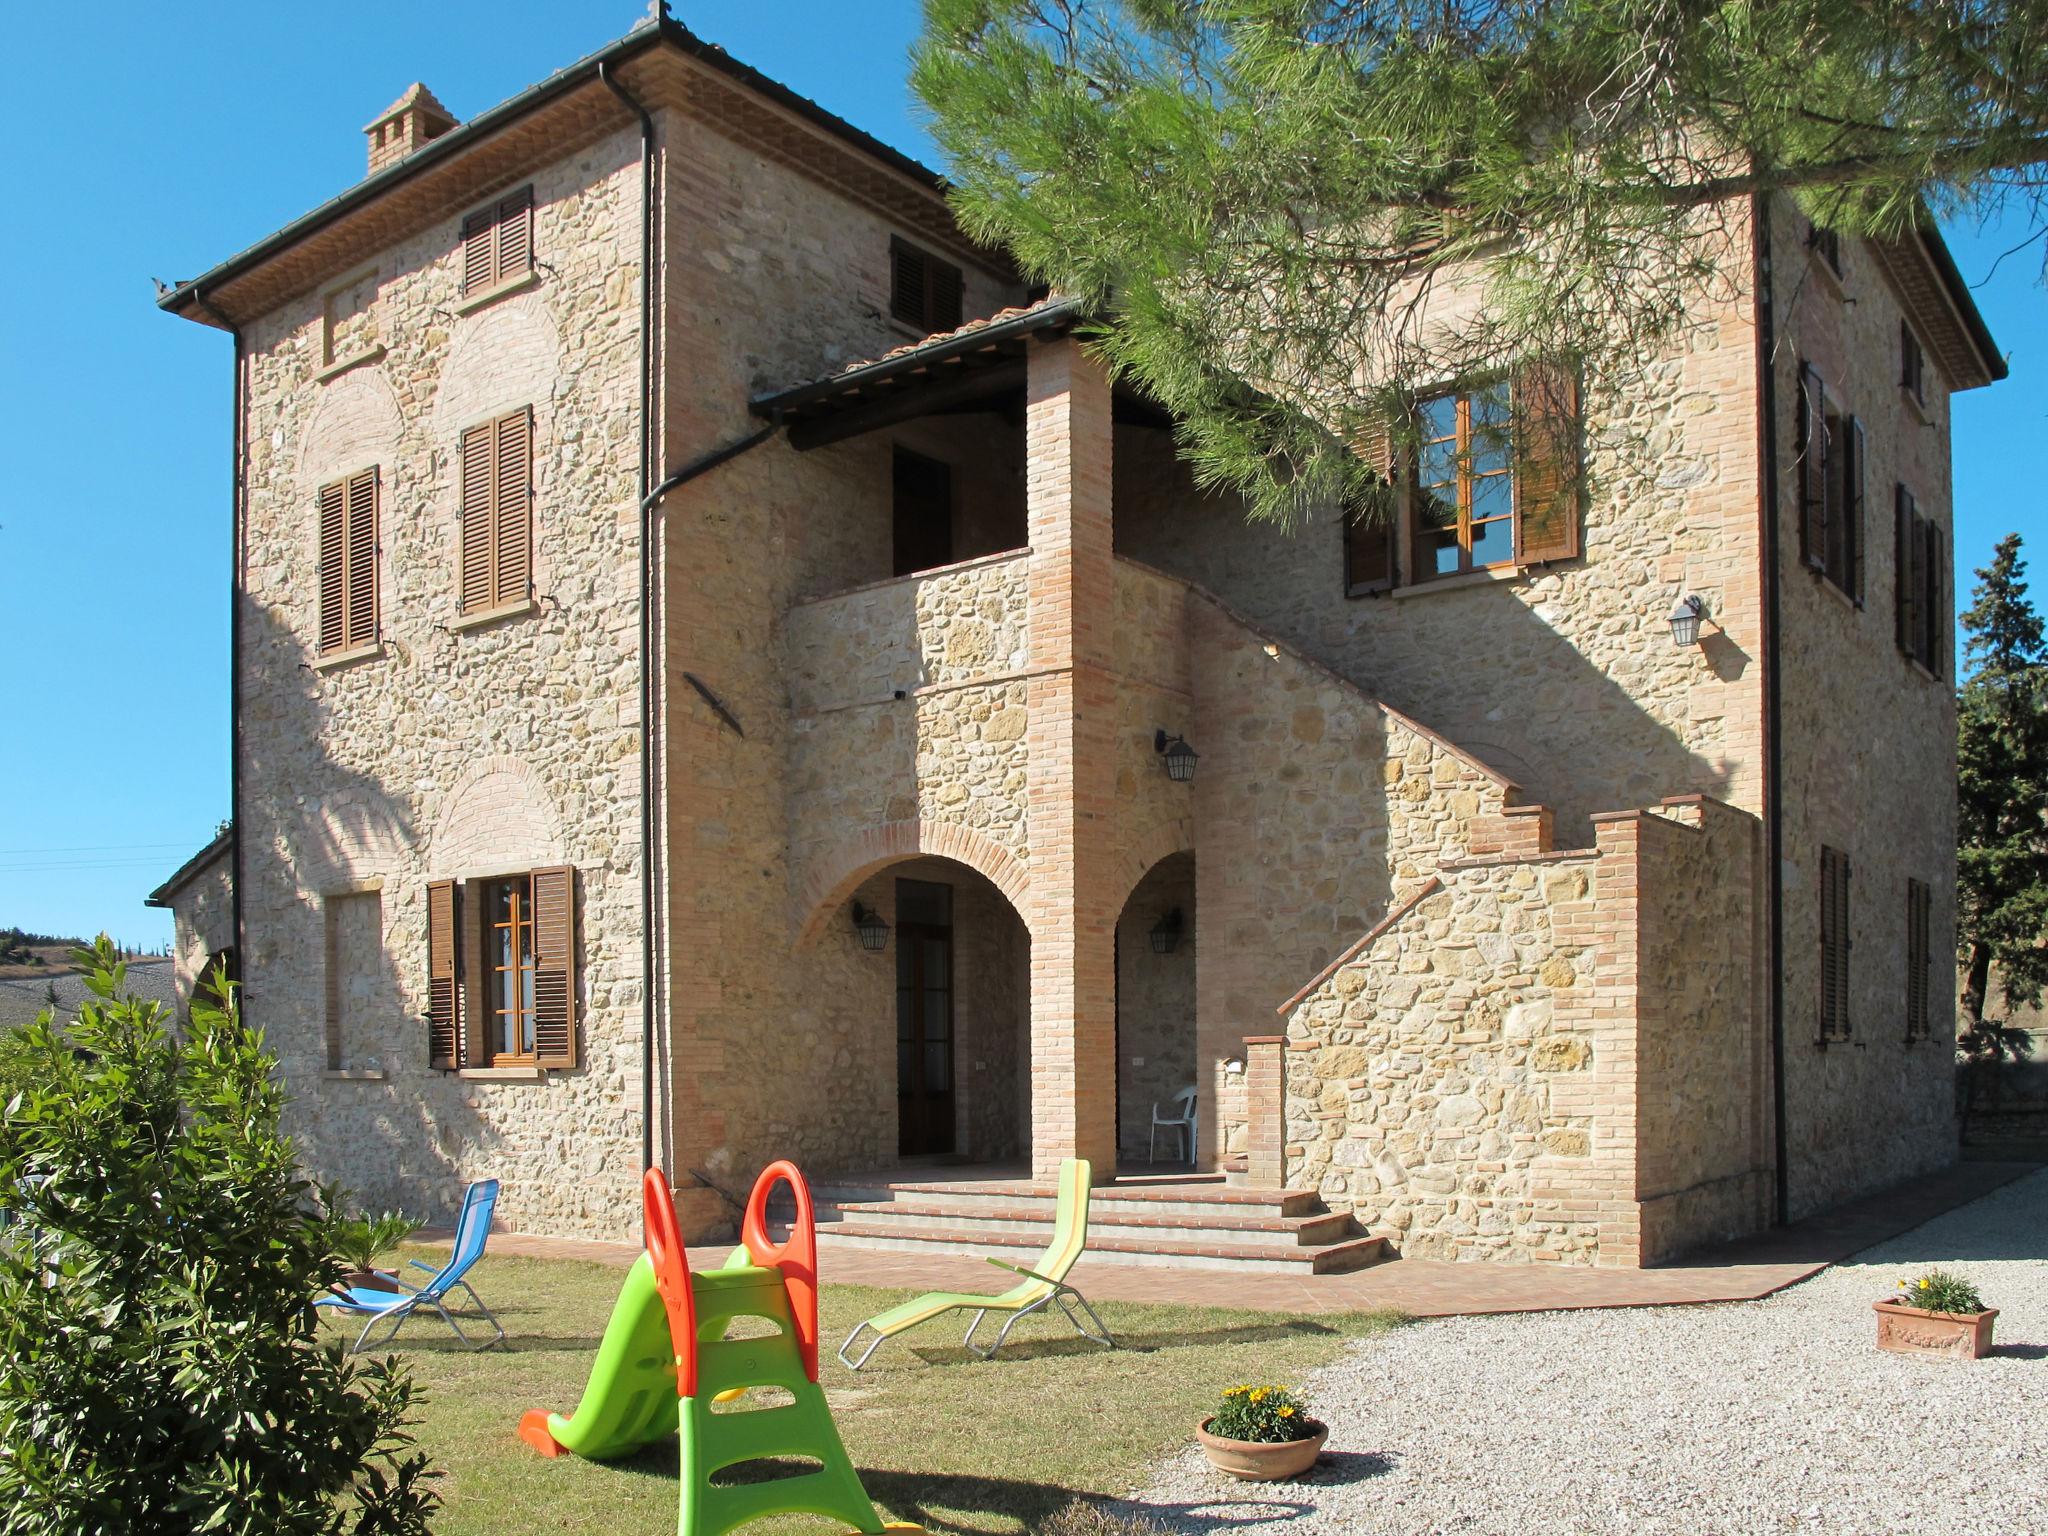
[
  {"left": 1111, "top": 816, "right": 1195, "bottom": 914},
  {"left": 792, "top": 821, "right": 1031, "bottom": 946}
]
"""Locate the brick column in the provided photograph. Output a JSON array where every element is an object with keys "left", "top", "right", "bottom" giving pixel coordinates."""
[
  {"left": 1024, "top": 336, "right": 1119, "bottom": 1181},
  {"left": 1242, "top": 1036, "right": 1286, "bottom": 1189}
]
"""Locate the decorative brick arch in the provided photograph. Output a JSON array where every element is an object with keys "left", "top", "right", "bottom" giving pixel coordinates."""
[
  {"left": 428, "top": 756, "right": 567, "bottom": 874},
  {"left": 793, "top": 822, "right": 1031, "bottom": 947},
  {"left": 1111, "top": 816, "right": 1195, "bottom": 914},
  {"left": 295, "top": 366, "right": 404, "bottom": 494}
]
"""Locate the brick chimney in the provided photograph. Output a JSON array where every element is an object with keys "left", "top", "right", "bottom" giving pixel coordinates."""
[{"left": 364, "top": 83, "right": 457, "bottom": 176}]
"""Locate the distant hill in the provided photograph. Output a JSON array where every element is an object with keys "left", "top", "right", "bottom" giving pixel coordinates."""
[
  {"left": 0, "top": 929, "right": 159, "bottom": 981},
  {"left": 0, "top": 959, "right": 182, "bottom": 1028}
]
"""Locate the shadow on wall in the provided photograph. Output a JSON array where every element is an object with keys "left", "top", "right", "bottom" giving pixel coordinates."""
[
  {"left": 239, "top": 596, "right": 500, "bottom": 1228},
  {"left": 1112, "top": 419, "right": 1742, "bottom": 846}
]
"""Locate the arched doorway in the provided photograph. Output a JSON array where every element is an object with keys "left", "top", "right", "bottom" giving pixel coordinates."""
[{"left": 1114, "top": 851, "right": 1197, "bottom": 1167}]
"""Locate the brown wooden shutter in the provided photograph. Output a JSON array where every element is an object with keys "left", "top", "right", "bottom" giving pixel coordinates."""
[
  {"left": 1345, "top": 413, "right": 1397, "bottom": 595},
  {"left": 890, "top": 240, "right": 926, "bottom": 327},
  {"left": 930, "top": 259, "right": 963, "bottom": 332},
  {"left": 461, "top": 208, "right": 495, "bottom": 295},
  {"left": 1846, "top": 417, "right": 1866, "bottom": 605},
  {"left": 345, "top": 468, "right": 378, "bottom": 649},
  {"left": 1923, "top": 520, "right": 1945, "bottom": 677},
  {"left": 496, "top": 188, "right": 534, "bottom": 283},
  {"left": 317, "top": 479, "right": 348, "bottom": 654},
  {"left": 530, "top": 865, "right": 578, "bottom": 1070},
  {"left": 1818, "top": 845, "right": 1838, "bottom": 1038},
  {"left": 492, "top": 409, "right": 533, "bottom": 607},
  {"left": 427, "top": 879, "right": 461, "bottom": 1069},
  {"left": 1512, "top": 360, "right": 1581, "bottom": 564},
  {"left": 1905, "top": 878, "right": 1929, "bottom": 1042},
  {"left": 1798, "top": 364, "right": 1827, "bottom": 571},
  {"left": 1833, "top": 850, "right": 1853, "bottom": 1040},
  {"left": 459, "top": 422, "right": 495, "bottom": 613},
  {"left": 1894, "top": 486, "right": 1917, "bottom": 655}
]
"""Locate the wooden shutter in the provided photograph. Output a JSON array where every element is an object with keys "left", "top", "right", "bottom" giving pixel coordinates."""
[
  {"left": 529, "top": 865, "right": 578, "bottom": 1070},
  {"left": 461, "top": 207, "right": 496, "bottom": 295},
  {"left": 1512, "top": 360, "right": 1581, "bottom": 564},
  {"left": 1833, "top": 850, "right": 1853, "bottom": 1040},
  {"left": 495, "top": 188, "right": 534, "bottom": 284},
  {"left": 1846, "top": 416, "right": 1866, "bottom": 604},
  {"left": 1818, "top": 846, "right": 1837, "bottom": 1038},
  {"left": 318, "top": 479, "right": 348, "bottom": 654},
  {"left": 492, "top": 409, "right": 533, "bottom": 607},
  {"left": 345, "top": 468, "right": 378, "bottom": 649},
  {"left": 427, "top": 879, "right": 461, "bottom": 1068},
  {"left": 1798, "top": 364, "right": 1827, "bottom": 571},
  {"left": 930, "top": 258, "right": 963, "bottom": 332},
  {"left": 1922, "top": 519, "right": 1945, "bottom": 676},
  {"left": 1905, "top": 878, "right": 1930, "bottom": 1042},
  {"left": 890, "top": 239, "right": 926, "bottom": 327},
  {"left": 1345, "top": 412, "right": 1397, "bottom": 595},
  {"left": 459, "top": 422, "right": 495, "bottom": 613},
  {"left": 1894, "top": 486, "right": 1917, "bottom": 656}
]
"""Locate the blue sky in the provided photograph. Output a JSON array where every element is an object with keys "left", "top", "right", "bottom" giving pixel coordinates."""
[{"left": 0, "top": 2, "right": 2040, "bottom": 946}]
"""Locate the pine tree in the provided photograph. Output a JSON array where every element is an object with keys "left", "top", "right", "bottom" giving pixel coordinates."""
[{"left": 1956, "top": 534, "right": 2048, "bottom": 1069}]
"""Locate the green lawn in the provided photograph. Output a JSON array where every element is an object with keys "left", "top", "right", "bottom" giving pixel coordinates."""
[{"left": 336, "top": 1245, "right": 1400, "bottom": 1535}]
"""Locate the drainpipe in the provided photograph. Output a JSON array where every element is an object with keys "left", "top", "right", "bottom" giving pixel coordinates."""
[
  {"left": 193, "top": 286, "right": 247, "bottom": 1013},
  {"left": 1754, "top": 194, "right": 1791, "bottom": 1227}
]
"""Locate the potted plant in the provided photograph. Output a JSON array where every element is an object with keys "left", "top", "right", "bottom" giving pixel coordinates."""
[
  {"left": 1874, "top": 1269, "right": 1998, "bottom": 1360},
  {"left": 331, "top": 1211, "right": 424, "bottom": 1294},
  {"left": 1195, "top": 1384, "right": 1328, "bottom": 1481}
]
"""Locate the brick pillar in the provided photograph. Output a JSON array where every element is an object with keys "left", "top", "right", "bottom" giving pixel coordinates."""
[
  {"left": 1242, "top": 1036, "right": 1286, "bottom": 1189},
  {"left": 1023, "top": 336, "right": 1119, "bottom": 1181}
]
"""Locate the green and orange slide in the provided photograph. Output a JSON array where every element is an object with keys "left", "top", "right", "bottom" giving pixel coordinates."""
[{"left": 519, "top": 1160, "right": 923, "bottom": 1536}]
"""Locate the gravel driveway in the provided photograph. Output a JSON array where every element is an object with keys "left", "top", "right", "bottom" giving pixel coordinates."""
[{"left": 1119, "top": 1168, "right": 2048, "bottom": 1536}]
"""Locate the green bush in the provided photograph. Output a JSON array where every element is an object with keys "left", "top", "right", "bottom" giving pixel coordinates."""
[
  {"left": 1894, "top": 1269, "right": 1988, "bottom": 1315},
  {"left": 1207, "top": 1383, "right": 1315, "bottom": 1443},
  {"left": 0, "top": 940, "right": 438, "bottom": 1533}
]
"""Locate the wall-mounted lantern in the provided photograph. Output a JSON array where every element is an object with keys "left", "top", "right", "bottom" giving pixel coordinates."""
[
  {"left": 1154, "top": 729, "right": 1199, "bottom": 783},
  {"left": 851, "top": 901, "right": 890, "bottom": 952},
  {"left": 1150, "top": 907, "right": 1185, "bottom": 955},
  {"left": 1667, "top": 594, "right": 1707, "bottom": 648}
]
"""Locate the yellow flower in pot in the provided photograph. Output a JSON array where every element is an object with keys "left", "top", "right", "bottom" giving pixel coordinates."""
[{"left": 1195, "top": 1383, "right": 1327, "bottom": 1481}]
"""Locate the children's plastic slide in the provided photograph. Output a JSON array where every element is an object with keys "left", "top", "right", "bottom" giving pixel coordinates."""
[{"left": 517, "top": 1248, "right": 686, "bottom": 1461}]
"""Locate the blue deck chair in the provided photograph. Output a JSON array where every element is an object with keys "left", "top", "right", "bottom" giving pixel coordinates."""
[{"left": 316, "top": 1178, "right": 506, "bottom": 1353}]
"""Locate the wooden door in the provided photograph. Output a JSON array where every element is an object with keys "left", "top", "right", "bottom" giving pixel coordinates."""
[{"left": 896, "top": 921, "right": 955, "bottom": 1156}]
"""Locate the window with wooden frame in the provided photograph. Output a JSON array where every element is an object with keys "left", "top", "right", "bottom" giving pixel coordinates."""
[
  {"left": 1797, "top": 364, "right": 1864, "bottom": 603},
  {"left": 1808, "top": 220, "right": 1843, "bottom": 278},
  {"left": 458, "top": 408, "right": 533, "bottom": 614},
  {"left": 1900, "top": 322, "right": 1926, "bottom": 406},
  {"left": 1346, "top": 360, "right": 1581, "bottom": 594},
  {"left": 1818, "top": 844, "right": 1853, "bottom": 1042},
  {"left": 889, "top": 236, "right": 963, "bottom": 334},
  {"left": 425, "top": 865, "right": 578, "bottom": 1071},
  {"left": 461, "top": 186, "right": 534, "bottom": 296},
  {"left": 1905, "top": 877, "right": 1933, "bottom": 1043},
  {"left": 1893, "top": 485, "right": 1947, "bottom": 676},
  {"left": 317, "top": 467, "right": 379, "bottom": 654}
]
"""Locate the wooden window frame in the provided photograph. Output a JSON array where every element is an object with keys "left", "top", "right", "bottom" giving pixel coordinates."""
[
  {"left": 1808, "top": 220, "right": 1843, "bottom": 279},
  {"left": 1818, "top": 844, "right": 1853, "bottom": 1043},
  {"left": 1900, "top": 322, "right": 1926, "bottom": 406},
  {"left": 1905, "top": 877, "right": 1933, "bottom": 1043},
  {"left": 317, "top": 466, "right": 380, "bottom": 655},
  {"left": 429, "top": 865, "right": 578, "bottom": 1073},
  {"left": 889, "top": 236, "right": 964, "bottom": 334},
  {"left": 1894, "top": 484, "right": 1946, "bottom": 677},
  {"left": 460, "top": 186, "right": 535, "bottom": 297},
  {"left": 1411, "top": 382, "right": 1517, "bottom": 582},
  {"left": 481, "top": 875, "right": 538, "bottom": 1066},
  {"left": 1797, "top": 364, "right": 1864, "bottom": 604}
]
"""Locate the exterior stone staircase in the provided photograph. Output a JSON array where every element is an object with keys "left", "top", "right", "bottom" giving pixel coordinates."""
[{"left": 805, "top": 1169, "right": 1389, "bottom": 1274}]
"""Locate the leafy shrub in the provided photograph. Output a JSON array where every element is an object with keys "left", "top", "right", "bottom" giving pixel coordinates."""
[
  {"left": 0, "top": 941, "right": 439, "bottom": 1533},
  {"left": 1893, "top": 1269, "right": 1988, "bottom": 1315},
  {"left": 333, "top": 1211, "right": 426, "bottom": 1274},
  {"left": 1207, "top": 1383, "right": 1316, "bottom": 1443}
]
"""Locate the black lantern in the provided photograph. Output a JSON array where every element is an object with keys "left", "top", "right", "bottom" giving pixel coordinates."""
[
  {"left": 1150, "top": 908, "right": 1185, "bottom": 954},
  {"left": 1154, "top": 729, "right": 1199, "bottom": 783},
  {"left": 1668, "top": 594, "right": 1706, "bottom": 648},
  {"left": 851, "top": 901, "right": 889, "bottom": 952}
]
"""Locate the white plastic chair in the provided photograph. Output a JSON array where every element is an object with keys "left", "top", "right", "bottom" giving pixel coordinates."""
[{"left": 1148, "top": 1086, "right": 1198, "bottom": 1164}]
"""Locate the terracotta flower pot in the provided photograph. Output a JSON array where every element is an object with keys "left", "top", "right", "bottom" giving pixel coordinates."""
[
  {"left": 1195, "top": 1418, "right": 1329, "bottom": 1481},
  {"left": 337, "top": 1267, "right": 402, "bottom": 1295},
  {"left": 1873, "top": 1300, "right": 1998, "bottom": 1360}
]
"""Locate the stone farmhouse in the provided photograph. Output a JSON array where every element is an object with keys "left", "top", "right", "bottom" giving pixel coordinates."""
[{"left": 156, "top": 11, "right": 2002, "bottom": 1269}]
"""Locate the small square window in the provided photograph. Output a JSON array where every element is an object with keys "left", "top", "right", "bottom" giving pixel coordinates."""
[
  {"left": 1808, "top": 221, "right": 1842, "bottom": 277},
  {"left": 890, "top": 237, "right": 963, "bottom": 333}
]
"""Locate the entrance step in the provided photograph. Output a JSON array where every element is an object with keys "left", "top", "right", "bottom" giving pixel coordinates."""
[{"left": 803, "top": 1172, "right": 1390, "bottom": 1275}]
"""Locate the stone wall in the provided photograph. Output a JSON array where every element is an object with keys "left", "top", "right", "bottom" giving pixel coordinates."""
[
  {"left": 1767, "top": 199, "right": 1961, "bottom": 1217},
  {"left": 233, "top": 126, "right": 648, "bottom": 1237},
  {"left": 164, "top": 845, "right": 235, "bottom": 1016}
]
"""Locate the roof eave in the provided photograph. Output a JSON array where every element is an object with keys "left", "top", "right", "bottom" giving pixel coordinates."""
[
  {"left": 146, "top": 829, "right": 234, "bottom": 909},
  {"left": 1916, "top": 222, "right": 2007, "bottom": 386}
]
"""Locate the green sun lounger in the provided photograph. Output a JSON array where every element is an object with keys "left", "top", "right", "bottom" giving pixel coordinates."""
[{"left": 836, "top": 1156, "right": 1115, "bottom": 1369}]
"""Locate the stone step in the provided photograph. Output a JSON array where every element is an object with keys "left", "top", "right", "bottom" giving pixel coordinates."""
[
  {"left": 808, "top": 1178, "right": 1324, "bottom": 1221},
  {"left": 812, "top": 1219, "right": 1389, "bottom": 1275},
  {"left": 816, "top": 1197, "right": 1356, "bottom": 1250}
]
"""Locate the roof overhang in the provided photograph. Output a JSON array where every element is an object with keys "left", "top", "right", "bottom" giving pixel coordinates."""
[
  {"left": 1869, "top": 219, "right": 2007, "bottom": 391},
  {"left": 146, "top": 829, "right": 234, "bottom": 910},
  {"left": 751, "top": 296, "right": 1091, "bottom": 450},
  {"left": 159, "top": 17, "right": 998, "bottom": 331}
]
